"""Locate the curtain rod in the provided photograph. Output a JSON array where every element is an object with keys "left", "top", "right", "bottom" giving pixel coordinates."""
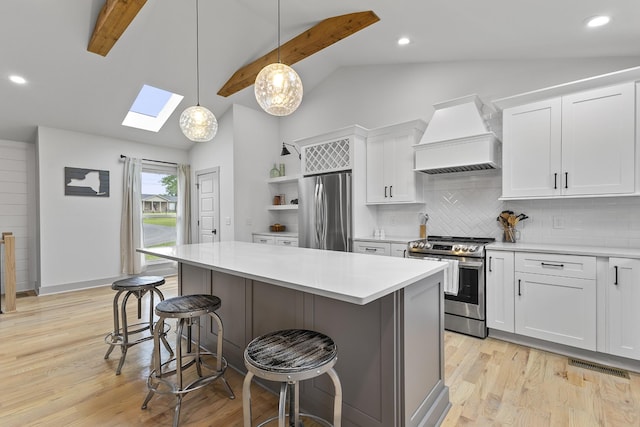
[{"left": 119, "top": 154, "right": 177, "bottom": 166}]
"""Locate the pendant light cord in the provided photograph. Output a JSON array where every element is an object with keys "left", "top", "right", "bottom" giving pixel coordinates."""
[
  {"left": 195, "top": 0, "right": 201, "bottom": 106},
  {"left": 277, "top": 0, "right": 281, "bottom": 63}
]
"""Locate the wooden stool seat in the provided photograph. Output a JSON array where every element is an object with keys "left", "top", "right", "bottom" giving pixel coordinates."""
[
  {"left": 243, "top": 329, "right": 342, "bottom": 427},
  {"left": 104, "top": 275, "right": 172, "bottom": 375}
]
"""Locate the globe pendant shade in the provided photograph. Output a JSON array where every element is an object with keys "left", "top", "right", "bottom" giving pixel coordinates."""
[
  {"left": 179, "top": 105, "right": 218, "bottom": 142},
  {"left": 255, "top": 63, "right": 303, "bottom": 116}
]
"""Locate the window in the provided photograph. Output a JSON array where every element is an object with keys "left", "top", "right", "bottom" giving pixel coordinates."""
[{"left": 141, "top": 164, "right": 178, "bottom": 263}]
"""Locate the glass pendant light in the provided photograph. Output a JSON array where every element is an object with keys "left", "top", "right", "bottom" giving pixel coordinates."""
[
  {"left": 255, "top": 0, "right": 303, "bottom": 116},
  {"left": 180, "top": 0, "right": 217, "bottom": 141}
]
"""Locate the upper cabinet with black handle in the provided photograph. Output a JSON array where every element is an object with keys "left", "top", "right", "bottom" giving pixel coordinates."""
[
  {"left": 365, "top": 119, "right": 426, "bottom": 205},
  {"left": 498, "top": 81, "right": 636, "bottom": 200}
]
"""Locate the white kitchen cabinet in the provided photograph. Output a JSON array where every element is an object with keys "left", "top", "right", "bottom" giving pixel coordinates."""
[
  {"left": 275, "top": 236, "right": 298, "bottom": 247},
  {"left": 502, "top": 98, "right": 562, "bottom": 198},
  {"left": 253, "top": 234, "right": 275, "bottom": 245},
  {"left": 353, "top": 241, "right": 390, "bottom": 256},
  {"left": 253, "top": 233, "right": 298, "bottom": 247},
  {"left": 390, "top": 243, "right": 407, "bottom": 258},
  {"left": 353, "top": 240, "right": 408, "bottom": 258},
  {"left": 366, "top": 120, "right": 426, "bottom": 204},
  {"left": 486, "top": 250, "right": 515, "bottom": 332},
  {"left": 605, "top": 257, "right": 640, "bottom": 360},
  {"left": 514, "top": 253, "right": 596, "bottom": 350},
  {"left": 501, "top": 82, "right": 635, "bottom": 199}
]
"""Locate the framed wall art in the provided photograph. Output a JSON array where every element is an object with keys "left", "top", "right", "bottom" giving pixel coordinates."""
[{"left": 64, "top": 167, "right": 110, "bottom": 197}]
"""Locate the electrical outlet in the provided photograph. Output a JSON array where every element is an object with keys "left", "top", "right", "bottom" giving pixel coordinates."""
[
  {"left": 246, "top": 218, "right": 252, "bottom": 226},
  {"left": 552, "top": 216, "right": 564, "bottom": 229},
  {"left": 225, "top": 217, "right": 231, "bottom": 225}
]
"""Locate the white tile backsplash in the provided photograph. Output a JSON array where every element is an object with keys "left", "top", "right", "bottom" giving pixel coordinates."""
[{"left": 373, "top": 170, "right": 640, "bottom": 248}]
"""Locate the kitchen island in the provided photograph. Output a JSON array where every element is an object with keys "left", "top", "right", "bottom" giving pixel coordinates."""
[{"left": 138, "top": 241, "right": 449, "bottom": 427}]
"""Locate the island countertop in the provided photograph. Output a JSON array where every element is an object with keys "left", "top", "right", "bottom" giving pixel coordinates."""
[{"left": 138, "top": 241, "right": 447, "bottom": 305}]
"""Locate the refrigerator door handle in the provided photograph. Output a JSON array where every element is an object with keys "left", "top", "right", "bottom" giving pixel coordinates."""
[
  {"left": 314, "top": 180, "right": 322, "bottom": 248},
  {"left": 320, "top": 182, "right": 328, "bottom": 249}
]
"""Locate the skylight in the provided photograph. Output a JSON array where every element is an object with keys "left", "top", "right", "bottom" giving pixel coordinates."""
[{"left": 122, "top": 84, "right": 184, "bottom": 132}]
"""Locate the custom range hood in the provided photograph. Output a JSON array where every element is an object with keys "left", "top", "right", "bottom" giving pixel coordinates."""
[{"left": 414, "top": 94, "right": 501, "bottom": 174}]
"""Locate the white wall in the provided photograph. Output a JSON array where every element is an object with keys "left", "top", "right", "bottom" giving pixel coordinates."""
[
  {"left": 37, "top": 126, "right": 188, "bottom": 294},
  {"left": 0, "top": 139, "right": 36, "bottom": 292},
  {"left": 189, "top": 107, "right": 236, "bottom": 242},
  {"left": 281, "top": 57, "right": 640, "bottom": 244},
  {"left": 188, "top": 104, "right": 281, "bottom": 243},
  {"left": 232, "top": 104, "right": 280, "bottom": 241}
]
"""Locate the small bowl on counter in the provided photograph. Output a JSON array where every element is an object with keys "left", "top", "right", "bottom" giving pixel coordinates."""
[{"left": 269, "top": 224, "right": 286, "bottom": 232}]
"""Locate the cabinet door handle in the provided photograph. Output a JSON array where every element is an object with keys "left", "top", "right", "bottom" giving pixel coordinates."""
[
  {"left": 403, "top": 249, "right": 407, "bottom": 258},
  {"left": 384, "top": 186, "right": 388, "bottom": 198},
  {"left": 541, "top": 262, "right": 564, "bottom": 268},
  {"left": 489, "top": 256, "right": 492, "bottom": 272},
  {"left": 565, "top": 172, "right": 568, "bottom": 189},
  {"left": 518, "top": 279, "right": 522, "bottom": 296},
  {"left": 554, "top": 173, "right": 558, "bottom": 189},
  {"left": 389, "top": 185, "right": 393, "bottom": 198},
  {"left": 365, "top": 247, "right": 377, "bottom": 252},
  {"left": 614, "top": 265, "right": 619, "bottom": 285}
]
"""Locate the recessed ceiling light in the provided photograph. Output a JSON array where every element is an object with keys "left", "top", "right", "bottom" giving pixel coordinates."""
[
  {"left": 398, "top": 37, "right": 410, "bottom": 46},
  {"left": 586, "top": 15, "right": 611, "bottom": 28},
  {"left": 9, "top": 75, "right": 27, "bottom": 84}
]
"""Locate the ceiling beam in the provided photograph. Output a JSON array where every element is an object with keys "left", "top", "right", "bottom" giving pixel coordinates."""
[
  {"left": 88, "top": 0, "right": 148, "bottom": 56},
  {"left": 218, "top": 10, "right": 380, "bottom": 97}
]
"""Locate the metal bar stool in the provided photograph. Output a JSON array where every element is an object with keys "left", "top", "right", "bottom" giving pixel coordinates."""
[
  {"left": 142, "top": 294, "right": 235, "bottom": 427},
  {"left": 104, "top": 275, "right": 172, "bottom": 375},
  {"left": 242, "top": 329, "right": 342, "bottom": 427}
]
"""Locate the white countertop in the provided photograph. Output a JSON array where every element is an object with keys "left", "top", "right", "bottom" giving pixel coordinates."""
[
  {"left": 138, "top": 241, "right": 446, "bottom": 305},
  {"left": 487, "top": 242, "right": 640, "bottom": 259}
]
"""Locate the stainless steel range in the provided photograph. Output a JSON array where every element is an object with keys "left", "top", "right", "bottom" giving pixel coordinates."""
[{"left": 407, "top": 236, "right": 495, "bottom": 338}]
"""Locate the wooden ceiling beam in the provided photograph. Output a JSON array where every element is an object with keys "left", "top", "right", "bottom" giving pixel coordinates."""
[
  {"left": 218, "top": 10, "right": 380, "bottom": 97},
  {"left": 88, "top": 0, "right": 148, "bottom": 56}
]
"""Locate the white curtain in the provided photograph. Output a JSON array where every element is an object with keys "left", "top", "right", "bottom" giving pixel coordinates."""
[
  {"left": 177, "top": 163, "right": 192, "bottom": 244},
  {"left": 120, "top": 157, "right": 144, "bottom": 274}
]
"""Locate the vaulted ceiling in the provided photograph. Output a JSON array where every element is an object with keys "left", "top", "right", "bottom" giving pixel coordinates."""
[{"left": 1, "top": 0, "right": 640, "bottom": 148}]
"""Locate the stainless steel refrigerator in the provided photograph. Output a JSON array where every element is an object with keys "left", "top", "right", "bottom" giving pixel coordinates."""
[{"left": 298, "top": 172, "right": 352, "bottom": 252}]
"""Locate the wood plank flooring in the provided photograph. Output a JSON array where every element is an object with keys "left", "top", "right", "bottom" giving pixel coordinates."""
[{"left": 1, "top": 276, "right": 638, "bottom": 426}]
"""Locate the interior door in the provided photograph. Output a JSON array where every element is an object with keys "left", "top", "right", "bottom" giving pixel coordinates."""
[{"left": 197, "top": 170, "right": 220, "bottom": 243}]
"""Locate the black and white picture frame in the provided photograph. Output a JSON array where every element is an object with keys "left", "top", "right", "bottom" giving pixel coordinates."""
[{"left": 64, "top": 167, "right": 110, "bottom": 197}]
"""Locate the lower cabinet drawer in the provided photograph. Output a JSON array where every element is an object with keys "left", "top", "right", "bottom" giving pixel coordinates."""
[
  {"left": 353, "top": 241, "right": 390, "bottom": 256},
  {"left": 253, "top": 235, "right": 275, "bottom": 244},
  {"left": 275, "top": 237, "right": 298, "bottom": 247},
  {"left": 515, "top": 252, "right": 596, "bottom": 279}
]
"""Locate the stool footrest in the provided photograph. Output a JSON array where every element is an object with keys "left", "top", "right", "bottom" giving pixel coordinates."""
[{"left": 147, "top": 352, "right": 229, "bottom": 396}]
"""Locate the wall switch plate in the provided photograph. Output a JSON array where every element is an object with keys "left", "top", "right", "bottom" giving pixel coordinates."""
[
  {"left": 225, "top": 217, "right": 231, "bottom": 225},
  {"left": 246, "top": 218, "right": 252, "bottom": 226}
]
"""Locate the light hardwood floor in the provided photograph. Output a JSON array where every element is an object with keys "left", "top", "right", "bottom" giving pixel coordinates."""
[{"left": 1, "top": 276, "right": 639, "bottom": 426}]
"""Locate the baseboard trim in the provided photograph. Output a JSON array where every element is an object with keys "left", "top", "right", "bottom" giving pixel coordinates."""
[
  {"left": 488, "top": 329, "right": 640, "bottom": 374},
  {"left": 37, "top": 267, "right": 178, "bottom": 296}
]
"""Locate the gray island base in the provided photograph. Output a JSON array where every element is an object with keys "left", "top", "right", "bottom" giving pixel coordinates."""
[{"left": 138, "top": 242, "right": 450, "bottom": 426}]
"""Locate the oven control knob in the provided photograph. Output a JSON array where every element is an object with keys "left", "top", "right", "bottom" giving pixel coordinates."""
[
  {"left": 410, "top": 242, "right": 418, "bottom": 249},
  {"left": 468, "top": 245, "right": 478, "bottom": 252},
  {"left": 418, "top": 242, "right": 425, "bottom": 249}
]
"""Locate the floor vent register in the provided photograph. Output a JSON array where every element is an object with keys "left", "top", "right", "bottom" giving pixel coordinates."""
[{"left": 568, "top": 357, "right": 630, "bottom": 379}]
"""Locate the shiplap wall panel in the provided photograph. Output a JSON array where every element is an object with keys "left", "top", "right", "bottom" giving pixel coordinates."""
[{"left": 0, "top": 140, "right": 31, "bottom": 292}]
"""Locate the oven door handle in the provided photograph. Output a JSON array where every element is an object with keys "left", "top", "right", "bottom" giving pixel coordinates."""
[{"left": 458, "top": 261, "right": 483, "bottom": 269}]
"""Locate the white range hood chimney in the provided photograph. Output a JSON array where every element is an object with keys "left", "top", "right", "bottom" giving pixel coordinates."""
[{"left": 414, "top": 94, "right": 501, "bottom": 174}]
